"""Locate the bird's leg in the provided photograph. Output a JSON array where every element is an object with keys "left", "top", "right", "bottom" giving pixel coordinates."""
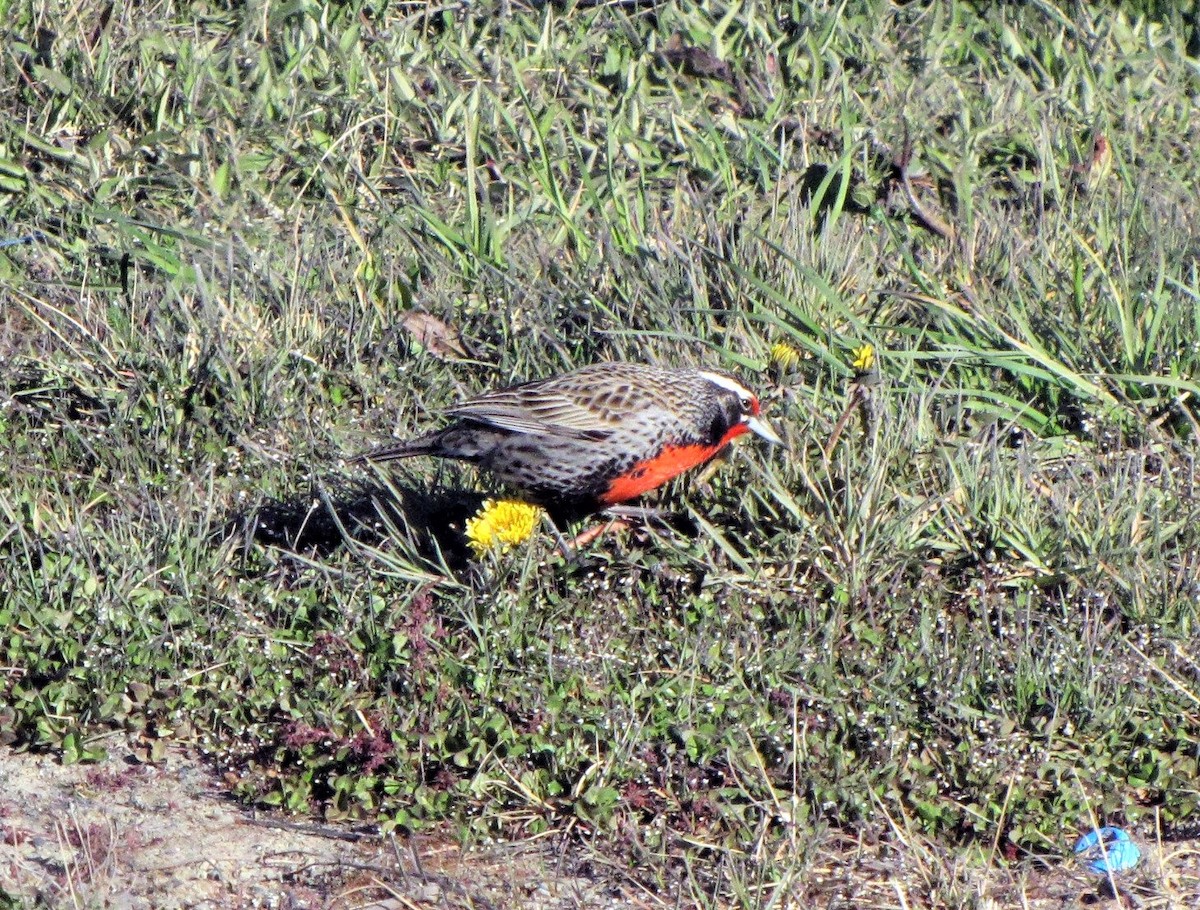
[
  {"left": 566, "top": 505, "right": 680, "bottom": 552},
  {"left": 570, "top": 516, "right": 632, "bottom": 551},
  {"left": 600, "top": 504, "right": 673, "bottom": 524}
]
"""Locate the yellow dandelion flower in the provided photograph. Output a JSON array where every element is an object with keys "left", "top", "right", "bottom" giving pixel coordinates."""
[
  {"left": 464, "top": 499, "right": 543, "bottom": 558},
  {"left": 850, "top": 343, "right": 875, "bottom": 373},
  {"left": 769, "top": 342, "right": 802, "bottom": 369}
]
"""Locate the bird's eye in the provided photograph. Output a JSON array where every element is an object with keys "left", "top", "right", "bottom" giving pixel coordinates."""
[{"left": 740, "top": 395, "right": 753, "bottom": 412}]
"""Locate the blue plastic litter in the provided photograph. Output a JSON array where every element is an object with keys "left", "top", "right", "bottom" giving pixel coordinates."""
[
  {"left": 0, "top": 232, "right": 45, "bottom": 249},
  {"left": 1073, "top": 826, "right": 1141, "bottom": 875}
]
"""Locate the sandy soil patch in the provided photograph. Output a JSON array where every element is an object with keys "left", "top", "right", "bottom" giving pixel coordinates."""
[
  {"left": 0, "top": 744, "right": 647, "bottom": 909},
  {"left": 2, "top": 744, "right": 1196, "bottom": 909}
]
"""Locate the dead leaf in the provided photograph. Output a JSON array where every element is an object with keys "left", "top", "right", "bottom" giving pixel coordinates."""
[
  {"left": 1071, "top": 133, "right": 1113, "bottom": 194},
  {"left": 662, "top": 34, "right": 734, "bottom": 83},
  {"left": 400, "top": 311, "right": 470, "bottom": 360}
]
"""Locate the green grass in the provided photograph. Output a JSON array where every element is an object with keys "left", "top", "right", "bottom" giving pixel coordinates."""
[{"left": 3, "top": 0, "right": 1200, "bottom": 906}]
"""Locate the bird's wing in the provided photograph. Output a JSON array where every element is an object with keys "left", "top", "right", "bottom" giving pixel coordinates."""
[{"left": 447, "top": 379, "right": 651, "bottom": 439}]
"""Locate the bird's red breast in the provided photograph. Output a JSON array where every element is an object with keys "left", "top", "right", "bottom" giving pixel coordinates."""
[{"left": 598, "top": 424, "right": 750, "bottom": 505}]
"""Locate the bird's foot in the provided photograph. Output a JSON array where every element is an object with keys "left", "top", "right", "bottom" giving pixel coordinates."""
[
  {"left": 569, "top": 517, "right": 633, "bottom": 551},
  {"left": 599, "top": 505, "right": 673, "bottom": 523},
  {"left": 562, "top": 506, "right": 685, "bottom": 555}
]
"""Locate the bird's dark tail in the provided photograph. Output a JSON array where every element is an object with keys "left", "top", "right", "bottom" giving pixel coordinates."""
[{"left": 349, "top": 433, "right": 440, "bottom": 465}]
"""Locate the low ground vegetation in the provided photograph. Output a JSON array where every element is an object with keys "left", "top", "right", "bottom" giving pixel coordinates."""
[{"left": 2, "top": 1, "right": 1199, "bottom": 906}]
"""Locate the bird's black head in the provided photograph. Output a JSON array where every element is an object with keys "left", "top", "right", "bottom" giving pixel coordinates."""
[{"left": 696, "top": 371, "right": 782, "bottom": 447}]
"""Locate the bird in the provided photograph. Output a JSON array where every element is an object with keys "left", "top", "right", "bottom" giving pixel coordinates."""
[{"left": 353, "top": 361, "right": 783, "bottom": 514}]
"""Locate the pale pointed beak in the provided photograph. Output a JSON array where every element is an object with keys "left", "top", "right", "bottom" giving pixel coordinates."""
[{"left": 746, "top": 415, "right": 784, "bottom": 445}]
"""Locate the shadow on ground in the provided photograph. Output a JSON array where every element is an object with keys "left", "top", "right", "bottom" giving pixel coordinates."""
[{"left": 231, "top": 474, "right": 488, "bottom": 569}]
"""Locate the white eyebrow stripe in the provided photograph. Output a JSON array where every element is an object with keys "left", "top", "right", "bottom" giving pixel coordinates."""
[{"left": 697, "top": 370, "right": 753, "bottom": 398}]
